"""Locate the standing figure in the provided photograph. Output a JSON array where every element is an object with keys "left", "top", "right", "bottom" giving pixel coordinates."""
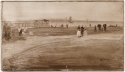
[
  {"left": 19, "top": 28, "right": 23, "bottom": 36},
  {"left": 94, "top": 25, "right": 97, "bottom": 32},
  {"left": 81, "top": 26, "right": 84, "bottom": 36},
  {"left": 84, "top": 29, "right": 88, "bottom": 36},
  {"left": 77, "top": 25, "right": 80, "bottom": 30},
  {"left": 66, "top": 24, "right": 68, "bottom": 28},
  {"left": 89, "top": 24, "right": 91, "bottom": 27},
  {"left": 77, "top": 29, "right": 81, "bottom": 38},
  {"left": 97, "top": 24, "right": 101, "bottom": 32},
  {"left": 105, "top": 24, "right": 107, "bottom": 31},
  {"left": 61, "top": 24, "right": 63, "bottom": 28},
  {"left": 51, "top": 25, "right": 53, "bottom": 27},
  {"left": 103, "top": 24, "right": 107, "bottom": 32}
]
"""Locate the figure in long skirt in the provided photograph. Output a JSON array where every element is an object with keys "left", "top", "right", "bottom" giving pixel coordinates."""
[
  {"left": 84, "top": 29, "right": 88, "bottom": 36},
  {"left": 77, "top": 29, "right": 81, "bottom": 38}
]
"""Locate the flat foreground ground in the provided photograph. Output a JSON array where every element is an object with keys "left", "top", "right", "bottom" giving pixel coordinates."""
[{"left": 2, "top": 27, "right": 124, "bottom": 71}]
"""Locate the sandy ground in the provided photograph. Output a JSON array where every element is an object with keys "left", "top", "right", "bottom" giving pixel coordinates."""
[{"left": 2, "top": 32, "right": 124, "bottom": 71}]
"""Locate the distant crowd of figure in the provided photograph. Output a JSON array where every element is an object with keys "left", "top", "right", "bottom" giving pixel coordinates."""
[
  {"left": 51, "top": 24, "right": 69, "bottom": 28},
  {"left": 77, "top": 25, "right": 87, "bottom": 37},
  {"left": 76, "top": 24, "right": 107, "bottom": 38}
]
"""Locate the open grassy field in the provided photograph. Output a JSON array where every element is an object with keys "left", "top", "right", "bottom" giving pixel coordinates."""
[
  {"left": 24, "top": 26, "right": 124, "bottom": 35},
  {"left": 3, "top": 26, "right": 123, "bottom": 43},
  {"left": 2, "top": 26, "right": 124, "bottom": 71},
  {"left": 11, "top": 26, "right": 123, "bottom": 36}
]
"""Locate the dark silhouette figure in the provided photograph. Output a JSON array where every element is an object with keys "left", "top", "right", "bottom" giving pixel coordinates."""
[
  {"left": 51, "top": 25, "right": 53, "bottom": 27},
  {"left": 19, "top": 29, "right": 23, "bottom": 36},
  {"left": 61, "top": 24, "right": 63, "bottom": 28},
  {"left": 77, "top": 25, "right": 80, "bottom": 30},
  {"left": 81, "top": 26, "right": 84, "bottom": 36},
  {"left": 103, "top": 24, "right": 107, "bottom": 32},
  {"left": 97, "top": 24, "right": 101, "bottom": 32}
]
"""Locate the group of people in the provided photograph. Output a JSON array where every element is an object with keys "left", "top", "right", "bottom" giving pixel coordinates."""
[
  {"left": 94, "top": 24, "right": 107, "bottom": 32},
  {"left": 77, "top": 25, "right": 87, "bottom": 38},
  {"left": 2, "top": 23, "right": 108, "bottom": 41},
  {"left": 61, "top": 24, "right": 68, "bottom": 28}
]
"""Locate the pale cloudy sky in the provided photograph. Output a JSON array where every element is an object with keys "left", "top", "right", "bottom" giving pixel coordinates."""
[{"left": 2, "top": 2, "right": 123, "bottom": 21}]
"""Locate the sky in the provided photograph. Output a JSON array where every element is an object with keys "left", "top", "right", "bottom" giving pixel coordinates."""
[{"left": 2, "top": 2, "right": 124, "bottom": 21}]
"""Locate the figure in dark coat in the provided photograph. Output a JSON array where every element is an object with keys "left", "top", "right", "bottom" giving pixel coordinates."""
[
  {"left": 97, "top": 24, "right": 101, "bottom": 32},
  {"left": 19, "top": 29, "right": 23, "bottom": 36},
  {"left": 81, "top": 26, "right": 84, "bottom": 36},
  {"left": 77, "top": 25, "right": 80, "bottom": 30},
  {"left": 103, "top": 24, "right": 107, "bottom": 32}
]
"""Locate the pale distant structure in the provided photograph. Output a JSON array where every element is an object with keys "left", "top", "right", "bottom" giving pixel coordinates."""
[
  {"left": 34, "top": 19, "right": 49, "bottom": 28},
  {"left": 3, "top": 19, "right": 49, "bottom": 29}
]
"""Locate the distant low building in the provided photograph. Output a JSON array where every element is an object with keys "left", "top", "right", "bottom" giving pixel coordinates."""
[
  {"left": 34, "top": 19, "right": 49, "bottom": 28},
  {"left": 3, "top": 19, "right": 50, "bottom": 29}
]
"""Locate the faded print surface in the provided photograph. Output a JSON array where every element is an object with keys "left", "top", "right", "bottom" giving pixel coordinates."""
[{"left": 1, "top": 1, "right": 124, "bottom": 71}]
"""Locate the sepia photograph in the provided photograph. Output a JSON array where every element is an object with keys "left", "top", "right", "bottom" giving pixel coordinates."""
[{"left": 1, "top": 0, "right": 124, "bottom": 71}]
